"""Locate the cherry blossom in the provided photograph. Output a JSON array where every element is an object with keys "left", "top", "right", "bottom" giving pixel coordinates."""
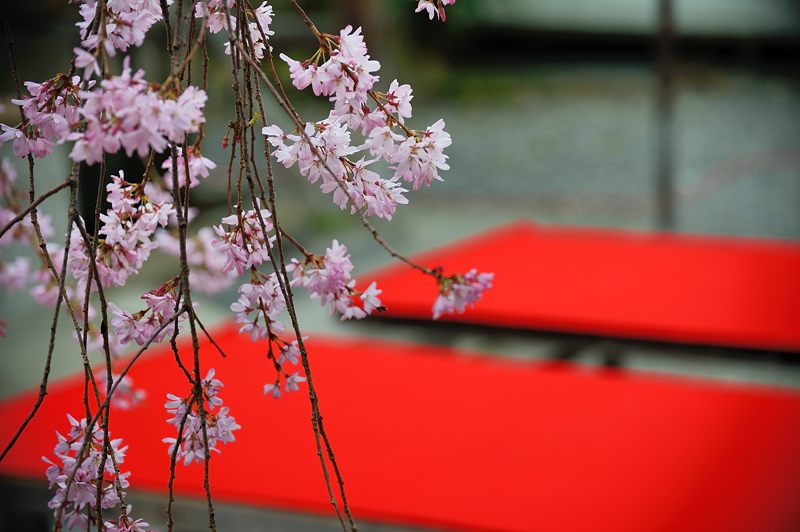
[
  {"left": 288, "top": 240, "right": 383, "bottom": 320},
  {"left": 278, "top": 338, "right": 304, "bottom": 366},
  {"left": 164, "top": 369, "right": 240, "bottom": 466},
  {"left": 285, "top": 370, "right": 307, "bottom": 393},
  {"left": 415, "top": 0, "right": 456, "bottom": 21},
  {"left": 212, "top": 205, "right": 274, "bottom": 275},
  {"left": 0, "top": 256, "right": 29, "bottom": 290},
  {"left": 70, "top": 60, "right": 207, "bottom": 165},
  {"left": 230, "top": 273, "right": 286, "bottom": 341},
  {"left": 263, "top": 337, "right": 308, "bottom": 399},
  {"left": 43, "top": 414, "right": 131, "bottom": 530},
  {"left": 82, "top": 326, "right": 128, "bottom": 359},
  {"left": 109, "top": 278, "right": 184, "bottom": 346},
  {"left": 103, "top": 506, "right": 152, "bottom": 532},
  {"left": 268, "top": 23, "right": 452, "bottom": 218},
  {"left": 69, "top": 171, "right": 175, "bottom": 289},
  {"left": 263, "top": 382, "right": 281, "bottom": 398},
  {"left": 29, "top": 244, "right": 68, "bottom": 307},
  {"left": 432, "top": 269, "right": 494, "bottom": 319},
  {"left": 161, "top": 145, "right": 217, "bottom": 189},
  {"left": 0, "top": 4, "right": 497, "bottom": 529},
  {"left": 0, "top": 74, "right": 83, "bottom": 158},
  {"left": 198, "top": 1, "right": 274, "bottom": 61},
  {"left": 263, "top": 123, "right": 409, "bottom": 219},
  {"left": 74, "top": 0, "right": 167, "bottom": 66},
  {"left": 194, "top": 0, "right": 236, "bottom": 35}
]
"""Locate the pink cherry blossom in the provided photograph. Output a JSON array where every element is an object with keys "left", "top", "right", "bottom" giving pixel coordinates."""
[
  {"left": 0, "top": 74, "right": 83, "bottom": 158},
  {"left": 288, "top": 239, "right": 383, "bottom": 320},
  {"left": 211, "top": 205, "right": 274, "bottom": 275},
  {"left": 103, "top": 505, "right": 152, "bottom": 532},
  {"left": 43, "top": 414, "right": 131, "bottom": 529},
  {"left": 75, "top": 0, "right": 166, "bottom": 62},
  {"left": 415, "top": 0, "right": 456, "bottom": 21},
  {"left": 285, "top": 371, "right": 307, "bottom": 393},
  {"left": 70, "top": 60, "right": 207, "bottom": 165},
  {"left": 432, "top": 269, "right": 494, "bottom": 319},
  {"left": 392, "top": 119, "right": 452, "bottom": 190},
  {"left": 164, "top": 369, "right": 241, "bottom": 466},
  {"left": 268, "top": 24, "right": 453, "bottom": 219},
  {"left": 199, "top": 1, "right": 273, "bottom": 61},
  {"left": 69, "top": 171, "right": 175, "bottom": 289},
  {"left": 161, "top": 145, "right": 217, "bottom": 188},
  {"left": 230, "top": 274, "right": 286, "bottom": 341},
  {"left": 109, "top": 281, "right": 183, "bottom": 347}
]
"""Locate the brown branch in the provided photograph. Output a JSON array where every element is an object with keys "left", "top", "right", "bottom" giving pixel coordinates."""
[
  {"left": 166, "top": 395, "right": 196, "bottom": 532},
  {"left": 54, "top": 309, "right": 184, "bottom": 527},
  {"left": 234, "top": 40, "right": 433, "bottom": 281},
  {"left": 225, "top": 7, "right": 352, "bottom": 528},
  {"left": 194, "top": 313, "right": 228, "bottom": 358},
  {"left": 0, "top": 180, "right": 71, "bottom": 240},
  {"left": 232, "top": 12, "right": 361, "bottom": 529},
  {"left": 0, "top": 176, "right": 77, "bottom": 463},
  {"left": 287, "top": 0, "right": 323, "bottom": 42}
]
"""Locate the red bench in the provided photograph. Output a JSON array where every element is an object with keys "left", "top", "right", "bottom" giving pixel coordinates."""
[
  {"left": 363, "top": 221, "right": 800, "bottom": 352},
  {"left": 2, "top": 325, "right": 800, "bottom": 531}
]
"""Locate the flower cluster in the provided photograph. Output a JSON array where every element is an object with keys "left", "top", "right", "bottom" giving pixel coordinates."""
[
  {"left": 212, "top": 205, "right": 274, "bottom": 275},
  {"left": 70, "top": 60, "right": 207, "bottom": 164},
  {"left": 263, "top": 338, "right": 308, "bottom": 399},
  {"left": 103, "top": 506, "right": 152, "bottom": 532},
  {"left": 432, "top": 269, "right": 494, "bottom": 319},
  {"left": 288, "top": 239, "right": 383, "bottom": 320},
  {"left": 109, "top": 278, "right": 184, "bottom": 346},
  {"left": 415, "top": 0, "right": 457, "bottom": 22},
  {"left": 264, "top": 24, "right": 451, "bottom": 218},
  {"left": 161, "top": 145, "right": 217, "bottom": 189},
  {"left": 0, "top": 5, "right": 499, "bottom": 528},
  {"left": 265, "top": 123, "right": 409, "bottom": 220},
  {"left": 42, "top": 415, "right": 136, "bottom": 531},
  {"left": 230, "top": 272, "right": 286, "bottom": 340},
  {"left": 164, "top": 369, "right": 241, "bottom": 466},
  {"left": 74, "top": 0, "right": 166, "bottom": 79},
  {"left": 0, "top": 74, "right": 83, "bottom": 158},
  {"left": 196, "top": 0, "right": 274, "bottom": 61},
  {"left": 68, "top": 171, "right": 175, "bottom": 289}
]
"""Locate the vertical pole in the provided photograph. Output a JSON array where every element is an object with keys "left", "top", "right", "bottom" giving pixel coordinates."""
[{"left": 656, "top": 0, "right": 675, "bottom": 230}]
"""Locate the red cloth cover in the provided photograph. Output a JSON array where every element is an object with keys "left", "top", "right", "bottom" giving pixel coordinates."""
[
  {"left": 362, "top": 221, "right": 800, "bottom": 351},
  {"left": 1, "top": 326, "right": 800, "bottom": 531}
]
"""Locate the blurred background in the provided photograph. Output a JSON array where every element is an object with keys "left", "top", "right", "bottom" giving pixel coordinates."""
[{"left": 1, "top": 0, "right": 799, "bottom": 530}]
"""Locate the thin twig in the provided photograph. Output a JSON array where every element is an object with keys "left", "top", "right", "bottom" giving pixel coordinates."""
[
  {"left": 0, "top": 180, "right": 70, "bottom": 240},
  {"left": 193, "top": 314, "right": 228, "bottom": 358},
  {"left": 0, "top": 175, "right": 77, "bottom": 463}
]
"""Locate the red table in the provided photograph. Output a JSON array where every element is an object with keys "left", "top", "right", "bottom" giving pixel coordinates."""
[
  {"left": 2, "top": 325, "right": 800, "bottom": 531},
  {"left": 363, "top": 221, "right": 800, "bottom": 351}
]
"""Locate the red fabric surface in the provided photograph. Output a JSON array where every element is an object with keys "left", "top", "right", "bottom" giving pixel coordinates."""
[
  {"left": 2, "top": 326, "right": 800, "bottom": 531},
  {"left": 362, "top": 221, "right": 800, "bottom": 351}
]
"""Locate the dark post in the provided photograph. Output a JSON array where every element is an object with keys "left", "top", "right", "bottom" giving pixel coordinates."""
[{"left": 656, "top": 0, "right": 675, "bottom": 230}]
